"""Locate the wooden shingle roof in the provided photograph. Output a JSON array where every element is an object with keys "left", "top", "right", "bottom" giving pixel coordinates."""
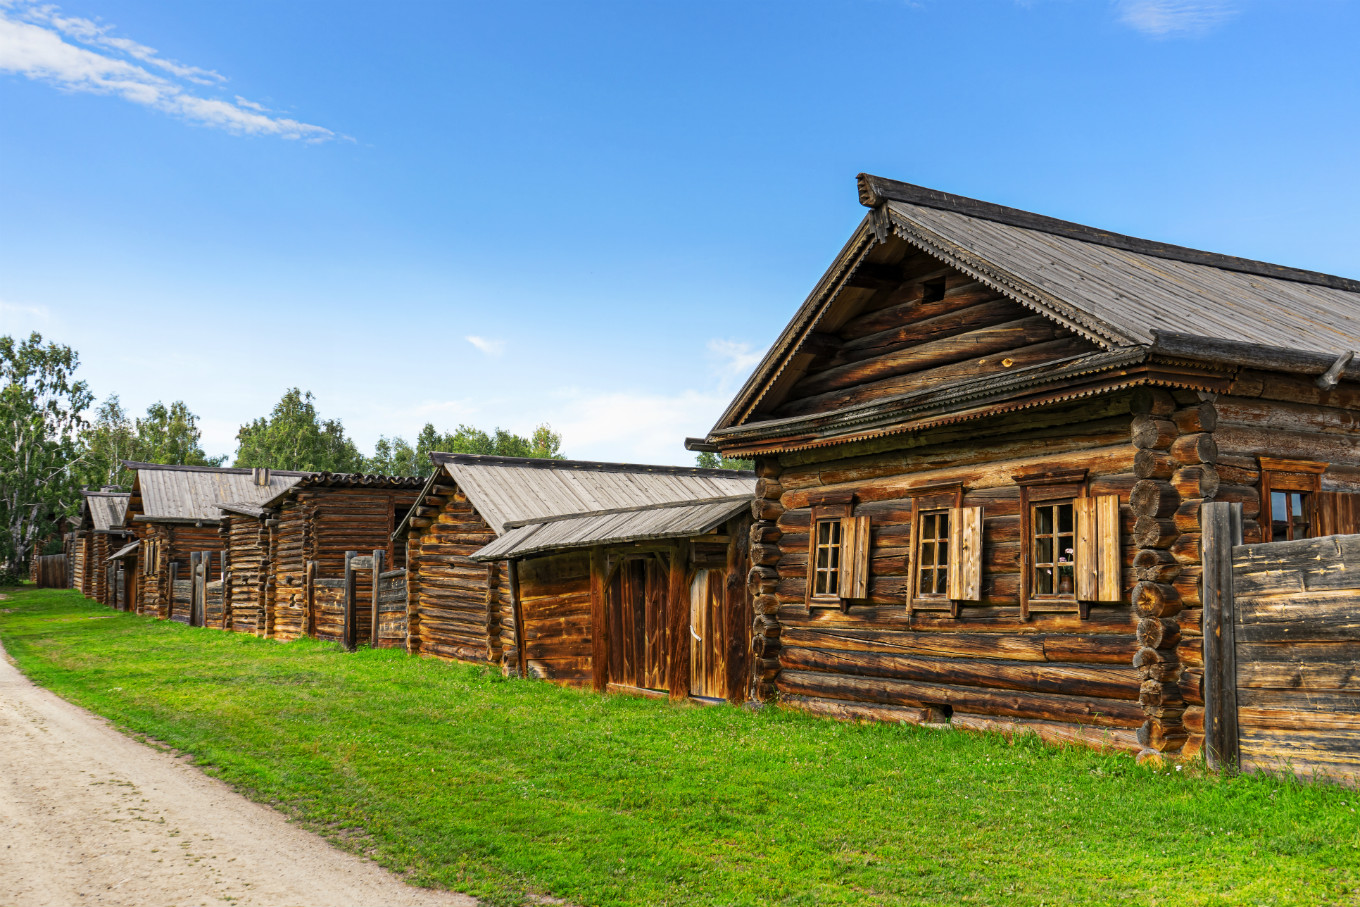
[{"left": 124, "top": 462, "right": 311, "bottom": 524}]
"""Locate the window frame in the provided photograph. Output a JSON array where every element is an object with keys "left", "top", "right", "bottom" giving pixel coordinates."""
[
  {"left": 804, "top": 491, "right": 854, "bottom": 611},
  {"left": 1260, "top": 457, "right": 1326, "bottom": 543},
  {"left": 1029, "top": 498, "right": 1077, "bottom": 603},
  {"left": 907, "top": 483, "right": 964, "bottom": 618},
  {"left": 1015, "top": 469, "right": 1088, "bottom": 620}
]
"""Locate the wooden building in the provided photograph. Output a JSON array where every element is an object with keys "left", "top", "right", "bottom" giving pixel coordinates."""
[
  {"left": 78, "top": 489, "right": 133, "bottom": 607},
  {"left": 254, "top": 472, "right": 423, "bottom": 643},
  {"left": 396, "top": 454, "right": 754, "bottom": 690},
  {"left": 472, "top": 488, "right": 756, "bottom": 702},
  {"left": 692, "top": 174, "right": 1360, "bottom": 758},
  {"left": 123, "top": 462, "right": 309, "bottom": 620}
]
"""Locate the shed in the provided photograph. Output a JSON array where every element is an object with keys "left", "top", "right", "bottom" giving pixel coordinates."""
[
  {"left": 395, "top": 454, "right": 755, "bottom": 692},
  {"left": 693, "top": 174, "right": 1360, "bottom": 759},
  {"left": 69, "top": 489, "right": 131, "bottom": 605},
  {"left": 122, "top": 462, "right": 309, "bottom": 621},
  {"left": 252, "top": 472, "right": 424, "bottom": 644}
]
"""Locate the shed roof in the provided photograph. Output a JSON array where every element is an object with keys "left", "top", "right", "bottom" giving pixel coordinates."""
[
  {"left": 83, "top": 491, "right": 130, "bottom": 532},
  {"left": 258, "top": 471, "right": 427, "bottom": 508},
  {"left": 472, "top": 494, "right": 751, "bottom": 561},
  {"left": 124, "top": 462, "right": 310, "bottom": 523},
  {"left": 107, "top": 540, "right": 140, "bottom": 561},
  {"left": 397, "top": 453, "right": 755, "bottom": 537}
]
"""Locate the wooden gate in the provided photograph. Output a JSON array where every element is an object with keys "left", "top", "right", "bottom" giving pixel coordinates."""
[
  {"left": 689, "top": 568, "right": 729, "bottom": 700},
  {"left": 374, "top": 565, "right": 408, "bottom": 648},
  {"left": 303, "top": 550, "right": 390, "bottom": 651},
  {"left": 33, "top": 554, "right": 67, "bottom": 588},
  {"left": 1203, "top": 502, "right": 1360, "bottom": 784},
  {"left": 608, "top": 556, "right": 668, "bottom": 691}
]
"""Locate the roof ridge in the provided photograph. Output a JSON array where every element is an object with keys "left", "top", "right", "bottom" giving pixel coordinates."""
[
  {"left": 857, "top": 173, "right": 1360, "bottom": 293},
  {"left": 501, "top": 493, "right": 754, "bottom": 530},
  {"left": 121, "top": 460, "right": 315, "bottom": 476},
  {"left": 432, "top": 452, "right": 756, "bottom": 479}
]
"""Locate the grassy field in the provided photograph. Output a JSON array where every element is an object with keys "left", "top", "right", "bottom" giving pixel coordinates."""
[{"left": 1, "top": 586, "right": 1356, "bottom": 906}]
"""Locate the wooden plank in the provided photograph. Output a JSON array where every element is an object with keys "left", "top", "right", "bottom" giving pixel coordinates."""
[
  {"left": 370, "top": 549, "right": 384, "bottom": 648},
  {"left": 343, "top": 550, "right": 357, "bottom": 652},
  {"left": 1233, "top": 535, "right": 1360, "bottom": 596},
  {"left": 1096, "top": 494, "right": 1122, "bottom": 603},
  {"left": 947, "top": 506, "right": 983, "bottom": 602},
  {"left": 589, "top": 548, "right": 608, "bottom": 692},
  {"left": 1201, "top": 501, "right": 1242, "bottom": 769},
  {"left": 1075, "top": 498, "right": 1098, "bottom": 602},
  {"left": 839, "top": 515, "right": 871, "bottom": 600}
]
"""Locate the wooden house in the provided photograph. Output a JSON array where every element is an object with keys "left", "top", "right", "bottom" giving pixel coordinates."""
[
  {"left": 692, "top": 174, "right": 1360, "bottom": 758},
  {"left": 123, "top": 463, "right": 309, "bottom": 621},
  {"left": 78, "top": 489, "right": 133, "bottom": 607},
  {"left": 253, "top": 472, "right": 424, "bottom": 643},
  {"left": 396, "top": 454, "right": 755, "bottom": 693}
]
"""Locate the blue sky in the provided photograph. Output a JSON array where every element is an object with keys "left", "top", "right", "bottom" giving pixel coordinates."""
[{"left": 2, "top": 0, "right": 1357, "bottom": 465}]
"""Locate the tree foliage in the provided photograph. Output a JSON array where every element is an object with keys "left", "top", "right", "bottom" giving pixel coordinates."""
[
  {"left": 368, "top": 422, "right": 565, "bottom": 477},
  {"left": 75, "top": 396, "right": 223, "bottom": 490},
  {"left": 0, "top": 333, "right": 92, "bottom": 575},
  {"left": 695, "top": 451, "right": 754, "bottom": 471},
  {"left": 234, "top": 388, "right": 366, "bottom": 473}
]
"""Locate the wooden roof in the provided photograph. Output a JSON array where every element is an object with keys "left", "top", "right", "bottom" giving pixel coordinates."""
[
  {"left": 396, "top": 453, "right": 755, "bottom": 537},
  {"left": 124, "top": 462, "right": 311, "bottom": 524},
  {"left": 81, "top": 491, "right": 130, "bottom": 532},
  {"left": 258, "top": 471, "right": 426, "bottom": 508},
  {"left": 708, "top": 174, "right": 1360, "bottom": 446},
  {"left": 471, "top": 494, "right": 751, "bottom": 561}
]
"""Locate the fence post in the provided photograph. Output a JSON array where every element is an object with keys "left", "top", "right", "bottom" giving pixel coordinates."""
[
  {"left": 168, "top": 560, "right": 178, "bottom": 621},
  {"left": 343, "top": 551, "right": 357, "bottom": 652},
  {"left": 370, "top": 549, "right": 384, "bottom": 648},
  {"left": 304, "top": 560, "right": 316, "bottom": 637},
  {"left": 1202, "top": 501, "right": 1244, "bottom": 770}
]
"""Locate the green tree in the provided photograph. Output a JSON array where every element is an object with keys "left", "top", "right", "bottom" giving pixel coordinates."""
[
  {"left": 367, "top": 422, "right": 565, "bottom": 477},
  {"left": 75, "top": 396, "right": 224, "bottom": 490},
  {"left": 696, "top": 451, "right": 754, "bottom": 471},
  {"left": 0, "top": 333, "right": 92, "bottom": 576},
  {"left": 234, "top": 388, "right": 365, "bottom": 473},
  {"left": 136, "top": 401, "right": 225, "bottom": 468}
]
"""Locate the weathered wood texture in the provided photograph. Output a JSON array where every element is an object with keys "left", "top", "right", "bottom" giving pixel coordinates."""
[
  {"left": 408, "top": 487, "right": 500, "bottom": 664},
  {"left": 269, "top": 486, "right": 418, "bottom": 644},
  {"left": 135, "top": 523, "right": 221, "bottom": 620},
  {"left": 220, "top": 514, "right": 270, "bottom": 635},
  {"left": 71, "top": 533, "right": 92, "bottom": 598},
  {"left": 761, "top": 392, "right": 1143, "bottom": 741},
  {"left": 516, "top": 551, "right": 592, "bottom": 684},
  {"left": 32, "top": 554, "right": 67, "bottom": 588},
  {"left": 375, "top": 568, "right": 408, "bottom": 647},
  {"left": 1229, "top": 533, "right": 1360, "bottom": 785}
]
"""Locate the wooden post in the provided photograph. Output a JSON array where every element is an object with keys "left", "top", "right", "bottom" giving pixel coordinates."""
[
  {"left": 509, "top": 559, "right": 527, "bottom": 679},
  {"left": 303, "top": 560, "right": 316, "bottom": 638},
  {"left": 370, "top": 549, "right": 384, "bottom": 648},
  {"left": 666, "top": 541, "right": 692, "bottom": 702},
  {"left": 589, "top": 547, "right": 609, "bottom": 692},
  {"left": 1202, "top": 501, "right": 1243, "bottom": 770},
  {"left": 343, "top": 550, "right": 357, "bottom": 652}
]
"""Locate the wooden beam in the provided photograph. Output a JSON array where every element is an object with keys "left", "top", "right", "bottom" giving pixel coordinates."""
[
  {"left": 666, "top": 542, "right": 691, "bottom": 702},
  {"left": 1202, "top": 501, "right": 1243, "bottom": 770},
  {"left": 589, "top": 547, "right": 609, "bottom": 693}
]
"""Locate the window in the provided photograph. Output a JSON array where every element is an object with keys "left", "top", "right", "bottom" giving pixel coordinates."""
[
  {"left": 1016, "top": 470, "right": 1120, "bottom": 619},
  {"left": 916, "top": 510, "right": 950, "bottom": 598},
  {"left": 812, "top": 518, "right": 842, "bottom": 598},
  {"left": 804, "top": 492, "right": 870, "bottom": 610},
  {"left": 1031, "top": 501, "right": 1075, "bottom": 598},
  {"left": 1260, "top": 458, "right": 1326, "bottom": 543}
]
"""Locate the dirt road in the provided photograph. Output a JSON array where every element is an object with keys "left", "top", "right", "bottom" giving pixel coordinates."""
[{"left": 0, "top": 642, "right": 477, "bottom": 907}]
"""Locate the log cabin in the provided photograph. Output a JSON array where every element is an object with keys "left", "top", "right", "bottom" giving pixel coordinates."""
[
  {"left": 692, "top": 173, "right": 1360, "bottom": 759},
  {"left": 471, "top": 486, "right": 756, "bottom": 702},
  {"left": 122, "top": 462, "right": 309, "bottom": 621},
  {"left": 395, "top": 453, "right": 754, "bottom": 689},
  {"left": 254, "top": 472, "right": 424, "bottom": 644},
  {"left": 78, "top": 488, "right": 132, "bottom": 607}
]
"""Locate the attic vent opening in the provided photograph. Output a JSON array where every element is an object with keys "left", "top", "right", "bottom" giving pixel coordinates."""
[
  {"left": 252, "top": 467, "right": 272, "bottom": 487},
  {"left": 922, "top": 278, "right": 947, "bottom": 304}
]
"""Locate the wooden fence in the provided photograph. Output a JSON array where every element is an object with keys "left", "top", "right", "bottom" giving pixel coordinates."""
[
  {"left": 1203, "top": 501, "right": 1359, "bottom": 785},
  {"left": 299, "top": 551, "right": 405, "bottom": 651},
  {"left": 32, "top": 554, "right": 68, "bottom": 588}
]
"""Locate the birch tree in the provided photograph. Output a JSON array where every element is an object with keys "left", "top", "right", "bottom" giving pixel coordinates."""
[{"left": 0, "top": 333, "right": 91, "bottom": 575}]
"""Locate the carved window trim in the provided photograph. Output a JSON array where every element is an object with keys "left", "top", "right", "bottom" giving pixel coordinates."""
[
  {"left": 1016, "top": 469, "right": 1088, "bottom": 620},
  {"left": 907, "top": 482, "right": 965, "bottom": 619},
  {"left": 1260, "top": 457, "right": 1326, "bottom": 543}
]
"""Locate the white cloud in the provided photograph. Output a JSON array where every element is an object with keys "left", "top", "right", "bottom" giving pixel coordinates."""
[
  {"left": 551, "top": 388, "right": 730, "bottom": 465},
  {"left": 0, "top": 297, "right": 54, "bottom": 329},
  {"left": 0, "top": 2, "right": 340, "bottom": 140},
  {"left": 465, "top": 335, "right": 505, "bottom": 356},
  {"left": 1114, "top": 0, "right": 1236, "bottom": 37},
  {"left": 707, "top": 338, "right": 765, "bottom": 389}
]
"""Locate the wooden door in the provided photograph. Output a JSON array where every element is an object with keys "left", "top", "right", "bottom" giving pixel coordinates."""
[
  {"left": 607, "top": 556, "right": 668, "bottom": 691},
  {"left": 689, "top": 569, "right": 728, "bottom": 700}
]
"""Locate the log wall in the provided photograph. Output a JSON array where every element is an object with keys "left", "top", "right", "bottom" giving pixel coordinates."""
[
  {"left": 515, "top": 551, "right": 593, "bottom": 684},
  {"left": 220, "top": 514, "right": 270, "bottom": 635},
  {"left": 135, "top": 523, "right": 221, "bottom": 620},
  {"left": 756, "top": 394, "right": 1145, "bottom": 751},
  {"left": 407, "top": 484, "right": 500, "bottom": 663}
]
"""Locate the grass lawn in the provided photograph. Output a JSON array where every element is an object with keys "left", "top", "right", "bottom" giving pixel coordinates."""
[{"left": 1, "top": 586, "right": 1356, "bottom": 906}]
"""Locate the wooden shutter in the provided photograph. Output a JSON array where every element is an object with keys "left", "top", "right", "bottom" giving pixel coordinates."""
[
  {"left": 838, "top": 515, "right": 871, "bottom": 600},
  {"left": 1076, "top": 495, "right": 1121, "bottom": 603},
  {"left": 946, "top": 506, "right": 983, "bottom": 601},
  {"left": 1317, "top": 491, "right": 1360, "bottom": 536}
]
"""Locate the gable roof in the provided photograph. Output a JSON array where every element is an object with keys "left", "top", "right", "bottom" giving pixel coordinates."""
[
  {"left": 258, "top": 471, "right": 427, "bottom": 509},
  {"left": 471, "top": 494, "right": 751, "bottom": 561},
  {"left": 711, "top": 174, "right": 1360, "bottom": 439},
  {"left": 396, "top": 453, "right": 755, "bottom": 538},
  {"left": 124, "top": 462, "right": 311, "bottom": 524},
  {"left": 83, "top": 491, "right": 130, "bottom": 532}
]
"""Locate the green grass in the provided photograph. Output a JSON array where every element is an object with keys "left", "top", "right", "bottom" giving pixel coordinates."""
[{"left": 1, "top": 586, "right": 1356, "bottom": 906}]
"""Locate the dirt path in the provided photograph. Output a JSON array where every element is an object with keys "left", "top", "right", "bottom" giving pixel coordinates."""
[{"left": 0, "top": 642, "right": 477, "bottom": 907}]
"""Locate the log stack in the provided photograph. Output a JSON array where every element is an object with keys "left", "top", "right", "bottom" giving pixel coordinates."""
[{"left": 749, "top": 460, "right": 785, "bottom": 701}]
